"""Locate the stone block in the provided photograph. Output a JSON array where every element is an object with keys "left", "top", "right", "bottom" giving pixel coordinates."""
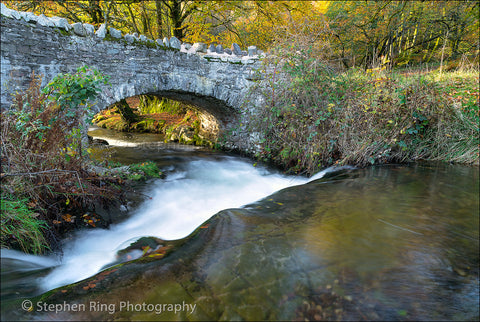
[
  {"left": 192, "top": 42, "right": 207, "bottom": 53},
  {"left": 163, "top": 37, "right": 170, "bottom": 47},
  {"left": 248, "top": 46, "right": 257, "bottom": 56},
  {"left": 72, "top": 22, "right": 86, "bottom": 36},
  {"left": 231, "top": 43, "right": 242, "bottom": 56},
  {"left": 109, "top": 27, "right": 122, "bottom": 39},
  {"left": 169, "top": 36, "right": 181, "bottom": 50},
  {"left": 96, "top": 23, "right": 107, "bottom": 38},
  {"left": 83, "top": 23, "right": 95, "bottom": 35}
]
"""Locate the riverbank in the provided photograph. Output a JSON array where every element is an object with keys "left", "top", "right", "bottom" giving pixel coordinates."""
[{"left": 241, "top": 61, "right": 479, "bottom": 175}]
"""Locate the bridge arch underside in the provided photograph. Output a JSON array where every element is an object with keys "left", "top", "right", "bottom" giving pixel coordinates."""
[{"left": 99, "top": 89, "right": 240, "bottom": 143}]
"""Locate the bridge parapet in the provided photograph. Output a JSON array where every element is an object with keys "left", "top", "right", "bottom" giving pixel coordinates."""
[{"left": 1, "top": 3, "right": 264, "bottom": 66}]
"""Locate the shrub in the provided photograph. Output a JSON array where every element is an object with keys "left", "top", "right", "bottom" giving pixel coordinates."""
[
  {"left": 243, "top": 23, "right": 479, "bottom": 175},
  {"left": 0, "top": 67, "right": 123, "bottom": 252}
]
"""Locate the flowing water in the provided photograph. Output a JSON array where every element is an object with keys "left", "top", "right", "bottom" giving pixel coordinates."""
[{"left": 1, "top": 126, "right": 478, "bottom": 321}]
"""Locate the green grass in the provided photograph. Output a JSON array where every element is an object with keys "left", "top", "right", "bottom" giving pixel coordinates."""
[{"left": 1, "top": 196, "right": 50, "bottom": 254}]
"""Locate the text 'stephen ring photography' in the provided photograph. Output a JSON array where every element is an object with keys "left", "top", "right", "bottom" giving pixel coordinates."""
[{"left": 1, "top": 1, "right": 478, "bottom": 321}]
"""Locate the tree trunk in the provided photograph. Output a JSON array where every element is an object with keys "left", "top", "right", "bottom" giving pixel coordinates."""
[
  {"left": 155, "top": 0, "right": 163, "bottom": 39},
  {"left": 115, "top": 99, "right": 139, "bottom": 124}
]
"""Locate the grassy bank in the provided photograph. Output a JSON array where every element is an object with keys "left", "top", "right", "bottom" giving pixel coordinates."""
[{"left": 243, "top": 45, "right": 478, "bottom": 175}]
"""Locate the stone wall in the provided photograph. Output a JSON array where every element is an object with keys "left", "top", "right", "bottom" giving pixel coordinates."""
[{"left": 0, "top": 3, "right": 266, "bottom": 152}]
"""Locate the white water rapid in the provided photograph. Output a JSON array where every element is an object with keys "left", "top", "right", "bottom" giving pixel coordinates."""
[
  {"left": 23, "top": 157, "right": 337, "bottom": 292},
  {"left": 1, "top": 144, "right": 343, "bottom": 295}
]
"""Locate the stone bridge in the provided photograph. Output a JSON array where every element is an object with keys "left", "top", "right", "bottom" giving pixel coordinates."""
[{"left": 1, "top": 4, "right": 265, "bottom": 150}]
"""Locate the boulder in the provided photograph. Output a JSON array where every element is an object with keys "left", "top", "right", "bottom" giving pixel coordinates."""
[
  {"left": 155, "top": 38, "right": 163, "bottom": 46},
  {"left": 216, "top": 44, "right": 224, "bottom": 54},
  {"left": 169, "top": 36, "right": 181, "bottom": 50},
  {"left": 109, "top": 27, "right": 122, "bottom": 39},
  {"left": 224, "top": 48, "right": 232, "bottom": 55},
  {"left": 139, "top": 34, "right": 147, "bottom": 42}
]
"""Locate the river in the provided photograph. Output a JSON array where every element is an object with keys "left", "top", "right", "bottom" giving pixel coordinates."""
[{"left": 1, "top": 126, "right": 478, "bottom": 321}]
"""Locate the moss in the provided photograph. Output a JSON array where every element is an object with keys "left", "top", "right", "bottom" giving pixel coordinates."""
[
  {"left": 127, "top": 161, "right": 163, "bottom": 181},
  {"left": 96, "top": 116, "right": 128, "bottom": 131},
  {"left": 103, "top": 33, "right": 128, "bottom": 45},
  {"left": 54, "top": 28, "right": 71, "bottom": 36}
]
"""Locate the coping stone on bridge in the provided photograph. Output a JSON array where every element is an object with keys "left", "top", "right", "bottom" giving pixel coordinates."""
[
  {"left": 72, "top": 22, "right": 86, "bottom": 36},
  {"left": 216, "top": 44, "right": 224, "bottom": 54},
  {"left": 96, "top": 23, "right": 106, "bottom": 38},
  {"left": 1, "top": 3, "right": 263, "bottom": 64},
  {"left": 231, "top": 43, "right": 242, "bottom": 56},
  {"left": 83, "top": 23, "right": 95, "bottom": 36},
  {"left": 109, "top": 27, "right": 122, "bottom": 39},
  {"left": 124, "top": 34, "right": 134, "bottom": 44},
  {"left": 192, "top": 43, "right": 207, "bottom": 54},
  {"left": 163, "top": 37, "right": 170, "bottom": 47},
  {"left": 170, "top": 36, "right": 181, "bottom": 50}
]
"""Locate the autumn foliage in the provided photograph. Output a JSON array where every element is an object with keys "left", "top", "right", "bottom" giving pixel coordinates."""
[{"left": 0, "top": 69, "right": 122, "bottom": 253}]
